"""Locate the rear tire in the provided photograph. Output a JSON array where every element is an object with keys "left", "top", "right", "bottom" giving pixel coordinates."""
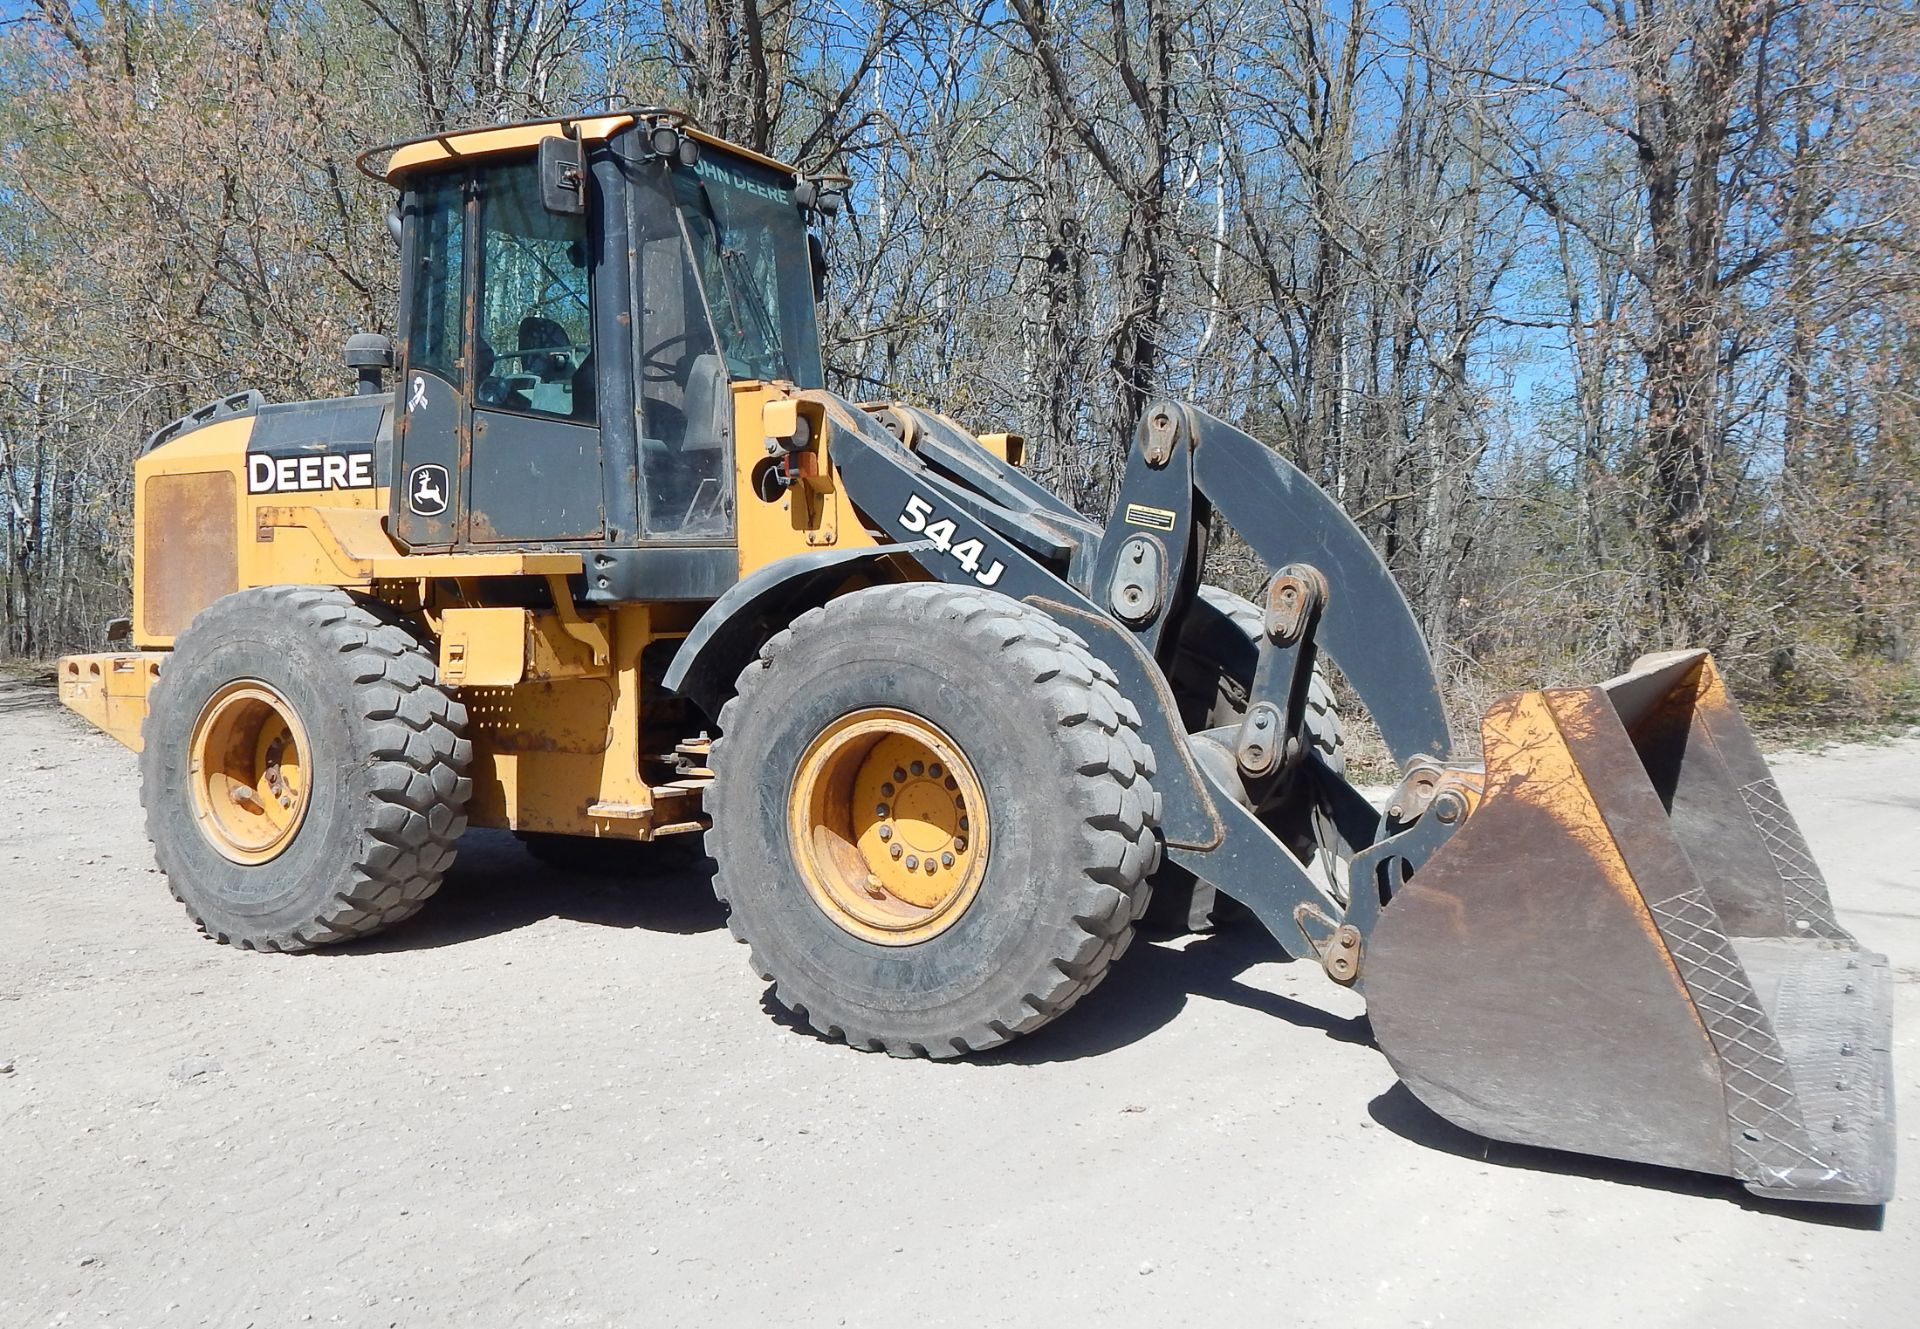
[
  {"left": 141, "top": 586, "right": 471, "bottom": 950},
  {"left": 707, "top": 584, "right": 1159, "bottom": 1057}
]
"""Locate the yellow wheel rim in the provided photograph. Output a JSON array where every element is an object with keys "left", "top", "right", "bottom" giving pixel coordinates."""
[
  {"left": 187, "top": 680, "right": 311, "bottom": 865},
  {"left": 788, "top": 708, "right": 989, "bottom": 946}
]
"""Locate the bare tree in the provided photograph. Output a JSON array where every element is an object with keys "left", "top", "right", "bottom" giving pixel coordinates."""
[{"left": 1, "top": 0, "right": 1915, "bottom": 733}]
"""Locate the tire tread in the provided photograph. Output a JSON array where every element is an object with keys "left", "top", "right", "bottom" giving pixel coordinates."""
[
  {"left": 707, "top": 583, "right": 1158, "bottom": 1058},
  {"left": 140, "top": 586, "right": 469, "bottom": 952}
]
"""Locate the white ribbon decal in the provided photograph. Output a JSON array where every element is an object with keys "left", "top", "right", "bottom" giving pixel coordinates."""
[{"left": 407, "top": 375, "right": 429, "bottom": 411}]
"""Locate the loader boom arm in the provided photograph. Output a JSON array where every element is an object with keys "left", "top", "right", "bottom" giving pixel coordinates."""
[
  {"left": 814, "top": 392, "right": 1445, "bottom": 959},
  {"left": 807, "top": 390, "right": 1895, "bottom": 1205}
]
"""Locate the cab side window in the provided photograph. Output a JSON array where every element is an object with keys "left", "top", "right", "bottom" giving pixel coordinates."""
[
  {"left": 476, "top": 161, "right": 595, "bottom": 422},
  {"left": 405, "top": 174, "right": 466, "bottom": 383}
]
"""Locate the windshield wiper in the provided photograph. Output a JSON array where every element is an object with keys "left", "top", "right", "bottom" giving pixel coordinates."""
[
  {"left": 689, "top": 178, "right": 783, "bottom": 360},
  {"left": 719, "top": 244, "right": 782, "bottom": 355}
]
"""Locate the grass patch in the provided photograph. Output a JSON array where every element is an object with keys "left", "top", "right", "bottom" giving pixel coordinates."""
[{"left": 0, "top": 656, "right": 56, "bottom": 682}]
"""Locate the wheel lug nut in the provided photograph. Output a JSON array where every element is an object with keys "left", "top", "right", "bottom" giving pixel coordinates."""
[
  {"left": 905, "top": 855, "right": 918, "bottom": 870},
  {"left": 924, "top": 858, "right": 936, "bottom": 874},
  {"left": 944, "top": 776, "right": 957, "bottom": 791},
  {"left": 893, "top": 767, "right": 907, "bottom": 782},
  {"left": 890, "top": 844, "right": 903, "bottom": 859},
  {"left": 953, "top": 838, "right": 966, "bottom": 853},
  {"left": 941, "top": 852, "right": 954, "bottom": 867},
  {"left": 881, "top": 782, "right": 895, "bottom": 796},
  {"left": 910, "top": 761, "right": 924, "bottom": 776},
  {"left": 876, "top": 802, "right": 889, "bottom": 817},
  {"left": 878, "top": 825, "right": 892, "bottom": 841},
  {"left": 929, "top": 763, "right": 942, "bottom": 777}
]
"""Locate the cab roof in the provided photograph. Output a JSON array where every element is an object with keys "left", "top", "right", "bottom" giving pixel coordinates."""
[{"left": 358, "top": 109, "right": 801, "bottom": 186}]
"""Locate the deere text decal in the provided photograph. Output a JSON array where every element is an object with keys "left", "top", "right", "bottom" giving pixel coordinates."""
[
  {"left": 248, "top": 452, "right": 376, "bottom": 495},
  {"left": 694, "top": 156, "right": 792, "bottom": 204}
]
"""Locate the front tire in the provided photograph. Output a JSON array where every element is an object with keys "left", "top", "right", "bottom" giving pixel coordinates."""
[
  {"left": 141, "top": 586, "right": 471, "bottom": 950},
  {"left": 707, "top": 584, "right": 1159, "bottom": 1057}
]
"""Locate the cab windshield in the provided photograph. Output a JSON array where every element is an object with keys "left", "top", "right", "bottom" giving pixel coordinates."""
[{"left": 673, "top": 153, "right": 823, "bottom": 387}]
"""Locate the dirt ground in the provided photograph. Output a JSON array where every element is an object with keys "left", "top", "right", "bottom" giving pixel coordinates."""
[{"left": 2, "top": 680, "right": 1916, "bottom": 1329}]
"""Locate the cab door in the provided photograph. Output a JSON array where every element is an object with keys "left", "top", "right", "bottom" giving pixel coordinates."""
[
  {"left": 392, "top": 171, "right": 469, "bottom": 550},
  {"left": 466, "top": 159, "right": 603, "bottom": 544}
]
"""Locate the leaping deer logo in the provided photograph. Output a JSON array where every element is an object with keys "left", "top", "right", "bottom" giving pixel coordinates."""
[{"left": 409, "top": 464, "right": 449, "bottom": 516}]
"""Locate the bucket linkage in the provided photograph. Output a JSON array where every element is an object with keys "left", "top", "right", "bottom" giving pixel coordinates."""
[{"left": 1112, "top": 406, "right": 1895, "bottom": 1204}]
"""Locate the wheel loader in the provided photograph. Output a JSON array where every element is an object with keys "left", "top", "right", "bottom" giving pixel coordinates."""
[{"left": 56, "top": 109, "right": 1895, "bottom": 1204}]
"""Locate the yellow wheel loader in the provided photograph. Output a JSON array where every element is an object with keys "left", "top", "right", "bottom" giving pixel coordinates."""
[{"left": 57, "top": 110, "right": 1894, "bottom": 1204}]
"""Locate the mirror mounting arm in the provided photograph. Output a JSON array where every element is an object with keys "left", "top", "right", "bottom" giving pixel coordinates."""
[{"left": 539, "top": 135, "right": 588, "bottom": 216}]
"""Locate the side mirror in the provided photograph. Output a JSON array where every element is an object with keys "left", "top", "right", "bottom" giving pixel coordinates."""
[
  {"left": 539, "top": 135, "right": 587, "bottom": 215},
  {"left": 345, "top": 332, "right": 394, "bottom": 396},
  {"left": 808, "top": 233, "right": 828, "bottom": 305}
]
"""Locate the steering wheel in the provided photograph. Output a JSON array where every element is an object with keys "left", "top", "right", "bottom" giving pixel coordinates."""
[
  {"left": 489, "top": 344, "right": 589, "bottom": 368},
  {"left": 640, "top": 333, "right": 699, "bottom": 383}
]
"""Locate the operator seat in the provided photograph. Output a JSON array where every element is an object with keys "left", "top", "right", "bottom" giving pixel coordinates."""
[{"left": 518, "top": 316, "right": 572, "bottom": 381}]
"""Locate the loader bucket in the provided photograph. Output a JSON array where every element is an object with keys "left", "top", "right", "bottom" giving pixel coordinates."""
[{"left": 1364, "top": 651, "right": 1895, "bottom": 1203}]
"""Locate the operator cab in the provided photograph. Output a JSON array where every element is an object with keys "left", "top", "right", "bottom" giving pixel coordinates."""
[{"left": 372, "top": 111, "right": 835, "bottom": 593}]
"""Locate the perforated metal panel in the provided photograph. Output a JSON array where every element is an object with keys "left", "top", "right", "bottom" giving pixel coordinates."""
[{"left": 141, "top": 472, "right": 237, "bottom": 639}]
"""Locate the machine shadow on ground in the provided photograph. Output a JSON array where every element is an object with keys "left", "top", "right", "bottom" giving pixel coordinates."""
[
  {"left": 349, "top": 830, "right": 1372, "bottom": 1063},
  {"left": 336, "top": 829, "right": 728, "bottom": 953},
  {"left": 756, "top": 920, "right": 1375, "bottom": 1064},
  {"left": 333, "top": 832, "right": 1894, "bottom": 1224},
  {"left": 1367, "top": 1082, "right": 1889, "bottom": 1228}
]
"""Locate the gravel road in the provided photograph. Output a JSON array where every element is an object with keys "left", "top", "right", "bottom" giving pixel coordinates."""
[{"left": 3, "top": 682, "right": 1916, "bottom": 1328}]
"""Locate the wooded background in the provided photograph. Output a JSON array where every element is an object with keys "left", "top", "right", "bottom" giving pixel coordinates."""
[{"left": 2, "top": 0, "right": 1915, "bottom": 732}]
